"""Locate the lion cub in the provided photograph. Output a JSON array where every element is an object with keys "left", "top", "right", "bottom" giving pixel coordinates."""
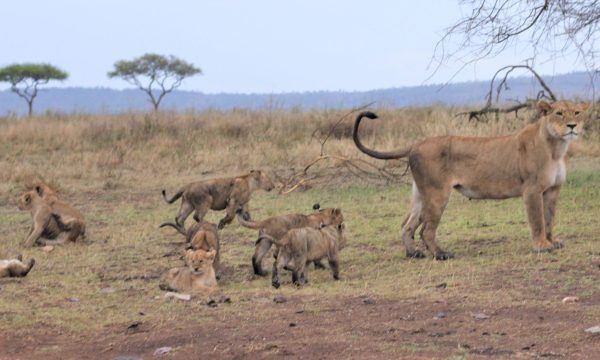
[
  {"left": 270, "top": 223, "right": 347, "bottom": 288},
  {"left": 161, "top": 221, "right": 221, "bottom": 275},
  {"left": 18, "top": 190, "right": 84, "bottom": 247},
  {"left": 0, "top": 255, "right": 35, "bottom": 278},
  {"left": 34, "top": 183, "right": 86, "bottom": 242},
  {"left": 161, "top": 170, "right": 275, "bottom": 231},
  {"left": 159, "top": 249, "right": 219, "bottom": 295},
  {"left": 236, "top": 204, "right": 344, "bottom": 276}
]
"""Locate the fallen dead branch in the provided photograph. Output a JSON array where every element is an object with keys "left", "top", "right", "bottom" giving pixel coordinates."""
[
  {"left": 457, "top": 64, "right": 556, "bottom": 122},
  {"left": 281, "top": 104, "right": 409, "bottom": 194}
]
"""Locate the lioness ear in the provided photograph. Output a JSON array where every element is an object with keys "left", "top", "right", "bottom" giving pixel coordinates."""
[
  {"left": 579, "top": 102, "right": 593, "bottom": 112},
  {"left": 333, "top": 208, "right": 341, "bottom": 216},
  {"left": 312, "top": 203, "right": 321, "bottom": 210},
  {"left": 536, "top": 100, "right": 553, "bottom": 115},
  {"left": 25, "top": 194, "right": 31, "bottom": 203},
  {"left": 35, "top": 185, "right": 43, "bottom": 195}
]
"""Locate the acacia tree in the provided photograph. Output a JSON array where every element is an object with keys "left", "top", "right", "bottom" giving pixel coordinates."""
[
  {"left": 0, "top": 63, "right": 68, "bottom": 116},
  {"left": 108, "top": 53, "right": 201, "bottom": 112}
]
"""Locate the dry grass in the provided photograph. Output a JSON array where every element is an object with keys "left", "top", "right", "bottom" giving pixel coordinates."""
[
  {"left": 1, "top": 107, "right": 599, "bottom": 358},
  {"left": 1, "top": 106, "right": 598, "bottom": 197}
]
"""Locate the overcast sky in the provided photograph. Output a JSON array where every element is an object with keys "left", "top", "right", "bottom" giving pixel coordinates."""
[{"left": 0, "top": 0, "right": 586, "bottom": 93}]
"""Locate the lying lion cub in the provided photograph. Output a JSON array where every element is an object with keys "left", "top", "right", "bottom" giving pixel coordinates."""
[
  {"left": 161, "top": 221, "right": 221, "bottom": 275},
  {"left": 270, "top": 223, "right": 347, "bottom": 288},
  {"left": 236, "top": 204, "right": 344, "bottom": 276},
  {"left": 0, "top": 255, "right": 35, "bottom": 278},
  {"left": 159, "top": 249, "right": 218, "bottom": 295},
  {"left": 161, "top": 170, "right": 275, "bottom": 231},
  {"left": 354, "top": 100, "right": 590, "bottom": 259}
]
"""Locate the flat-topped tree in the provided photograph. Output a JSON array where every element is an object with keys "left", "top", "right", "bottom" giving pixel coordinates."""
[
  {"left": 108, "top": 53, "right": 201, "bottom": 112},
  {"left": 0, "top": 63, "right": 68, "bottom": 117}
]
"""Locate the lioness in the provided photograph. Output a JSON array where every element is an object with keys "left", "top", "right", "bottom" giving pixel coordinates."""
[
  {"left": 0, "top": 255, "right": 35, "bottom": 278},
  {"left": 33, "top": 183, "right": 86, "bottom": 243},
  {"left": 161, "top": 221, "right": 221, "bottom": 275},
  {"left": 353, "top": 100, "right": 590, "bottom": 259},
  {"left": 270, "top": 223, "right": 347, "bottom": 288},
  {"left": 159, "top": 249, "right": 219, "bottom": 295},
  {"left": 161, "top": 170, "right": 275, "bottom": 231},
  {"left": 236, "top": 205, "right": 344, "bottom": 276},
  {"left": 17, "top": 191, "right": 83, "bottom": 247}
]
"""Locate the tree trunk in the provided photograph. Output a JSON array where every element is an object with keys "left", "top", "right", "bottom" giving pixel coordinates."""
[{"left": 27, "top": 100, "right": 33, "bottom": 117}]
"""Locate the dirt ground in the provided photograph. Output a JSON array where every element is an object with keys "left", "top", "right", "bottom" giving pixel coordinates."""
[
  {"left": 1, "top": 112, "right": 600, "bottom": 359},
  {"left": 1, "top": 290, "right": 599, "bottom": 359}
]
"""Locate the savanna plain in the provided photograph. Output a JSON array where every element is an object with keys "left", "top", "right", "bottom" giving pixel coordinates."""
[{"left": 0, "top": 107, "right": 599, "bottom": 359}]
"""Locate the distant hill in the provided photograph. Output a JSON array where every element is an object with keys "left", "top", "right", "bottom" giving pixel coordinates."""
[{"left": 0, "top": 71, "right": 597, "bottom": 115}]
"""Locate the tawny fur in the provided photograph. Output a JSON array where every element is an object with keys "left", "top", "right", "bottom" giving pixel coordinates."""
[
  {"left": 270, "top": 223, "right": 347, "bottom": 288},
  {"left": 159, "top": 249, "right": 218, "bottom": 295},
  {"left": 160, "top": 220, "right": 221, "bottom": 275},
  {"left": 0, "top": 256, "right": 35, "bottom": 278},
  {"left": 17, "top": 190, "right": 82, "bottom": 247},
  {"left": 353, "top": 100, "right": 590, "bottom": 259},
  {"left": 236, "top": 206, "right": 344, "bottom": 276},
  {"left": 161, "top": 170, "right": 275, "bottom": 231},
  {"left": 33, "top": 183, "right": 86, "bottom": 243}
]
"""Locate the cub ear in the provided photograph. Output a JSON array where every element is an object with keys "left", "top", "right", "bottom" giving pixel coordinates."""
[
  {"left": 333, "top": 208, "right": 341, "bottom": 216},
  {"left": 35, "top": 185, "right": 43, "bottom": 195},
  {"left": 536, "top": 100, "right": 553, "bottom": 115},
  {"left": 25, "top": 194, "right": 31, "bottom": 202},
  {"left": 312, "top": 203, "right": 321, "bottom": 210},
  {"left": 337, "top": 223, "right": 344, "bottom": 231},
  {"left": 207, "top": 249, "right": 216, "bottom": 260}
]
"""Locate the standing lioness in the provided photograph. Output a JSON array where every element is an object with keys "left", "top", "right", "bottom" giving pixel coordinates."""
[
  {"left": 353, "top": 100, "right": 590, "bottom": 259},
  {"left": 161, "top": 170, "right": 275, "bottom": 231}
]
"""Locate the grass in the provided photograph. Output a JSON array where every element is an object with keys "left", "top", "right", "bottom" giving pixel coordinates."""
[{"left": 0, "top": 107, "right": 599, "bottom": 357}]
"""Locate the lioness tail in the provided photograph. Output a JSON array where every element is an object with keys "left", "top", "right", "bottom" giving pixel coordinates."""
[{"left": 353, "top": 111, "right": 412, "bottom": 160}]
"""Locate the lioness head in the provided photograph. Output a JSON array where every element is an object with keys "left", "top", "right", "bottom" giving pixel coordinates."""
[
  {"left": 538, "top": 100, "right": 591, "bottom": 141},
  {"left": 17, "top": 191, "right": 38, "bottom": 211},
  {"left": 184, "top": 248, "right": 216, "bottom": 273},
  {"left": 250, "top": 169, "right": 275, "bottom": 192}
]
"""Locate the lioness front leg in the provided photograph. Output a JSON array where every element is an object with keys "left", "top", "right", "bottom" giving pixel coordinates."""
[
  {"left": 543, "top": 185, "right": 563, "bottom": 249},
  {"left": 524, "top": 190, "right": 554, "bottom": 252}
]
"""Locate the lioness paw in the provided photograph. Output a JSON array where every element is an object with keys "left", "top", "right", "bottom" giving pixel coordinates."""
[{"left": 434, "top": 251, "right": 454, "bottom": 261}]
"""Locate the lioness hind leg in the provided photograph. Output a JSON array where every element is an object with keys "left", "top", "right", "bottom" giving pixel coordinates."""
[
  {"left": 420, "top": 187, "right": 453, "bottom": 260},
  {"left": 543, "top": 185, "right": 563, "bottom": 249},
  {"left": 402, "top": 182, "right": 425, "bottom": 258}
]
